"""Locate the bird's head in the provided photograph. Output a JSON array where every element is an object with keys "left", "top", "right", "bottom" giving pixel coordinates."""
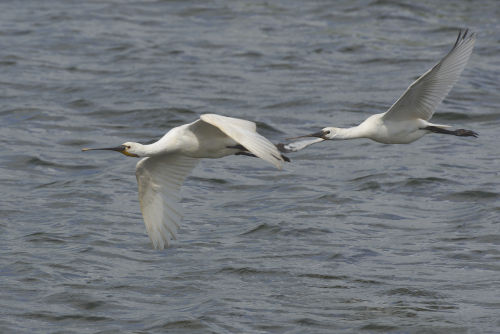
[
  {"left": 288, "top": 127, "right": 339, "bottom": 140},
  {"left": 81, "top": 141, "right": 142, "bottom": 157}
]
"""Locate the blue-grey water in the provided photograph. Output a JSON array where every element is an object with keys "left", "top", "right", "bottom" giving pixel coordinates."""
[{"left": 1, "top": 1, "right": 499, "bottom": 333}]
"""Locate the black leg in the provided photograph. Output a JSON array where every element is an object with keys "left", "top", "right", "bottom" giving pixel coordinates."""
[
  {"left": 227, "top": 144, "right": 247, "bottom": 150},
  {"left": 235, "top": 151, "right": 290, "bottom": 162},
  {"left": 231, "top": 144, "right": 290, "bottom": 162},
  {"left": 423, "top": 126, "right": 478, "bottom": 138},
  {"left": 235, "top": 151, "right": 257, "bottom": 158}
]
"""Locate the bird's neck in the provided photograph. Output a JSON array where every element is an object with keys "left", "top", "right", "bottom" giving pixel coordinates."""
[
  {"left": 335, "top": 125, "right": 368, "bottom": 140},
  {"left": 137, "top": 127, "right": 184, "bottom": 157},
  {"left": 126, "top": 141, "right": 171, "bottom": 157},
  {"left": 141, "top": 141, "right": 174, "bottom": 156}
]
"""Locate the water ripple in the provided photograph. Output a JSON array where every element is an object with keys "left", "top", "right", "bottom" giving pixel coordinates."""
[{"left": 0, "top": 1, "right": 499, "bottom": 333}]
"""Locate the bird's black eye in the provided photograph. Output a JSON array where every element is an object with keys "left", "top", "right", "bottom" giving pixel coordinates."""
[
  {"left": 324, "top": 130, "right": 330, "bottom": 135},
  {"left": 126, "top": 145, "right": 131, "bottom": 149}
]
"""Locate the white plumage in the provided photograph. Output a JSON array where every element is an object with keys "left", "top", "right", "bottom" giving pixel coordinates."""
[
  {"left": 281, "top": 30, "right": 478, "bottom": 152},
  {"left": 83, "top": 114, "right": 286, "bottom": 249},
  {"left": 135, "top": 154, "right": 197, "bottom": 249}
]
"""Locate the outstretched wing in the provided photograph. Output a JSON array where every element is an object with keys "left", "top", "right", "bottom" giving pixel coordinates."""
[
  {"left": 200, "top": 113, "right": 284, "bottom": 169},
  {"left": 383, "top": 30, "right": 476, "bottom": 121},
  {"left": 135, "top": 154, "right": 198, "bottom": 250}
]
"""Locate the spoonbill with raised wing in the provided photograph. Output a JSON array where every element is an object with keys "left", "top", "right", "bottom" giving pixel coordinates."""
[
  {"left": 83, "top": 114, "right": 288, "bottom": 249},
  {"left": 280, "top": 30, "right": 477, "bottom": 153}
]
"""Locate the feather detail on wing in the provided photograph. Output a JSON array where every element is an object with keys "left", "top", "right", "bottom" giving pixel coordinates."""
[
  {"left": 135, "top": 154, "right": 198, "bottom": 250},
  {"left": 383, "top": 30, "right": 476, "bottom": 121},
  {"left": 200, "top": 114, "right": 284, "bottom": 169}
]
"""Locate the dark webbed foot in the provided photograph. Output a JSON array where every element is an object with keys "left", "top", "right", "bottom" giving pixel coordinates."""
[{"left": 454, "top": 129, "right": 478, "bottom": 137}]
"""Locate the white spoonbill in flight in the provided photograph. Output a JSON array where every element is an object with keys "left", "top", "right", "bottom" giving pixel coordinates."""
[
  {"left": 83, "top": 114, "right": 288, "bottom": 250},
  {"left": 280, "top": 30, "right": 477, "bottom": 153}
]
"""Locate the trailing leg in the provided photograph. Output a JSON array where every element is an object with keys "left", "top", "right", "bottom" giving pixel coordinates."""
[
  {"left": 423, "top": 126, "right": 478, "bottom": 138},
  {"left": 235, "top": 151, "right": 257, "bottom": 158},
  {"left": 230, "top": 144, "right": 290, "bottom": 162}
]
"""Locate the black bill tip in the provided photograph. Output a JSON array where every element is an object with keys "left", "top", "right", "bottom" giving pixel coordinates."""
[
  {"left": 286, "top": 130, "right": 325, "bottom": 141},
  {"left": 81, "top": 145, "right": 126, "bottom": 152}
]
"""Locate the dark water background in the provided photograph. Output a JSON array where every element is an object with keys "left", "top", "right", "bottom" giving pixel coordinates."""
[{"left": 1, "top": 1, "right": 499, "bottom": 333}]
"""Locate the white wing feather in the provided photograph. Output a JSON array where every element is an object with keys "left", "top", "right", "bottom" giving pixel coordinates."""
[
  {"left": 135, "top": 154, "right": 198, "bottom": 250},
  {"left": 383, "top": 30, "right": 476, "bottom": 121},
  {"left": 200, "top": 114, "right": 284, "bottom": 169}
]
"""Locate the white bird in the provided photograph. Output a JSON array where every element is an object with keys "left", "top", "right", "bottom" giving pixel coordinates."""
[
  {"left": 82, "top": 114, "right": 288, "bottom": 250},
  {"left": 280, "top": 30, "right": 477, "bottom": 153}
]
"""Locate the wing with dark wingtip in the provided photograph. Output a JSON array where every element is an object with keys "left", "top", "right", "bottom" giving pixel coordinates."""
[
  {"left": 383, "top": 30, "right": 476, "bottom": 121},
  {"left": 199, "top": 113, "right": 284, "bottom": 169}
]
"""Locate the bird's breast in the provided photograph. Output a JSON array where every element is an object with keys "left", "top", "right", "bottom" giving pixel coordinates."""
[{"left": 368, "top": 119, "right": 426, "bottom": 144}]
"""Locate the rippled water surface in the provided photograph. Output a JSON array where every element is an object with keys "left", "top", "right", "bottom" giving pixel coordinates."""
[{"left": 1, "top": 1, "right": 499, "bottom": 333}]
